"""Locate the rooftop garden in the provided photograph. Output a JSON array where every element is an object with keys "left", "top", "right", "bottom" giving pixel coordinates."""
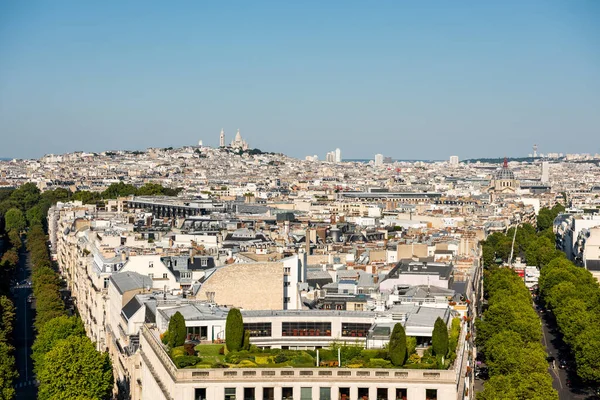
[{"left": 162, "top": 309, "right": 463, "bottom": 370}]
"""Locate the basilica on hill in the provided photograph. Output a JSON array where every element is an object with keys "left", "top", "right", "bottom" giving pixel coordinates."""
[{"left": 219, "top": 128, "right": 249, "bottom": 150}]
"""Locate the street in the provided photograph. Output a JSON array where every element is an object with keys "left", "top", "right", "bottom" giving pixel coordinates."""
[
  {"left": 537, "top": 303, "right": 598, "bottom": 400},
  {"left": 473, "top": 298, "right": 599, "bottom": 400},
  {"left": 13, "top": 244, "right": 37, "bottom": 399}
]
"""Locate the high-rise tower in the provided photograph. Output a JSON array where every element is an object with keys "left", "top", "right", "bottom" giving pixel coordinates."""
[{"left": 219, "top": 129, "right": 225, "bottom": 147}]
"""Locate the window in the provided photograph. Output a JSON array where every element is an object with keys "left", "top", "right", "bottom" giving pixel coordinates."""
[
  {"left": 376, "top": 388, "right": 388, "bottom": 400},
  {"left": 244, "top": 388, "right": 255, "bottom": 400},
  {"left": 149, "top": 262, "right": 153, "bottom": 268},
  {"left": 396, "top": 389, "right": 407, "bottom": 400},
  {"left": 319, "top": 388, "right": 331, "bottom": 400},
  {"left": 243, "top": 322, "right": 272, "bottom": 337},
  {"left": 425, "top": 389, "right": 437, "bottom": 400},
  {"left": 339, "top": 388, "right": 350, "bottom": 400},
  {"left": 103, "top": 278, "right": 110, "bottom": 289},
  {"left": 194, "top": 388, "right": 207, "bottom": 400},
  {"left": 282, "top": 388, "right": 293, "bottom": 400},
  {"left": 284, "top": 297, "right": 290, "bottom": 304},
  {"left": 284, "top": 267, "right": 291, "bottom": 276},
  {"left": 341, "top": 323, "right": 371, "bottom": 337},
  {"left": 148, "top": 273, "right": 154, "bottom": 279},
  {"left": 162, "top": 273, "right": 168, "bottom": 279},
  {"left": 281, "top": 322, "right": 331, "bottom": 336},
  {"left": 301, "top": 388, "right": 312, "bottom": 400},
  {"left": 201, "top": 258, "right": 208, "bottom": 267},
  {"left": 358, "top": 388, "right": 369, "bottom": 399},
  {"left": 284, "top": 281, "right": 290, "bottom": 287},
  {"left": 262, "top": 388, "right": 274, "bottom": 400},
  {"left": 225, "top": 388, "right": 236, "bottom": 400}
]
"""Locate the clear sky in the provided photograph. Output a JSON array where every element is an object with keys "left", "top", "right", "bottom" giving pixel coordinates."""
[{"left": 1, "top": 1, "right": 599, "bottom": 160}]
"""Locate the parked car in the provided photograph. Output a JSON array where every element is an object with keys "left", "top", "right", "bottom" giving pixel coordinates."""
[
  {"left": 559, "top": 359, "right": 568, "bottom": 369},
  {"left": 475, "top": 366, "right": 489, "bottom": 380}
]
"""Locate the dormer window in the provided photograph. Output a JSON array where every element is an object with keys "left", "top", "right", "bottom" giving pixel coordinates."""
[
  {"left": 201, "top": 258, "right": 208, "bottom": 267},
  {"left": 149, "top": 262, "right": 153, "bottom": 268}
]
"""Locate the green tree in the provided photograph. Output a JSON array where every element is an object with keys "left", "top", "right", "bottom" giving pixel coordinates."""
[
  {"left": 0, "top": 296, "right": 16, "bottom": 339},
  {"left": 4, "top": 208, "right": 26, "bottom": 233},
  {"left": 0, "top": 340, "right": 18, "bottom": 400},
  {"left": 432, "top": 317, "right": 449, "bottom": 359},
  {"left": 225, "top": 308, "right": 244, "bottom": 352},
  {"left": 26, "top": 204, "right": 46, "bottom": 227},
  {"left": 1, "top": 250, "right": 19, "bottom": 269},
  {"left": 486, "top": 331, "right": 547, "bottom": 376},
  {"left": 388, "top": 323, "right": 407, "bottom": 366},
  {"left": 477, "top": 372, "right": 558, "bottom": 400},
  {"left": 9, "top": 182, "right": 40, "bottom": 211},
  {"left": 72, "top": 191, "right": 101, "bottom": 205},
  {"left": 574, "top": 325, "right": 600, "bottom": 383},
  {"left": 167, "top": 311, "right": 187, "bottom": 348},
  {"left": 37, "top": 336, "right": 113, "bottom": 400},
  {"left": 8, "top": 230, "right": 21, "bottom": 249},
  {"left": 32, "top": 315, "right": 85, "bottom": 375}
]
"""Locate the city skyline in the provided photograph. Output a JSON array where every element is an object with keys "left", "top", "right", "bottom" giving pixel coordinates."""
[{"left": 1, "top": 1, "right": 599, "bottom": 160}]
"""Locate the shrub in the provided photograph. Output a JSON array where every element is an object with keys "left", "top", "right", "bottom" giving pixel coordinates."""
[
  {"left": 237, "top": 359, "right": 257, "bottom": 367},
  {"left": 242, "top": 330, "right": 251, "bottom": 351},
  {"left": 211, "top": 362, "right": 228, "bottom": 368},
  {"left": 168, "top": 312, "right": 187, "bottom": 348},
  {"left": 341, "top": 344, "right": 363, "bottom": 362},
  {"left": 406, "top": 353, "right": 421, "bottom": 364},
  {"left": 183, "top": 343, "right": 196, "bottom": 356},
  {"left": 432, "top": 317, "right": 449, "bottom": 358},
  {"left": 274, "top": 353, "right": 288, "bottom": 363},
  {"left": 170, "top": 347, "right": 186, "bottom": 359},
  {"left": 389, "top": 323, "right": 407, "bottom": 366},
  {"left": 249, "top": 345, "right": 260, "bottom": 353},
  {"left": 366, "top": 358, "right": 393, "bottom": 368},
  {"left": 360, "top": 349, "right": 387, "bottom": 361},
  {"left": 225, "top": 308, "right": 244, "bottom": 352},
  {"left": 218, "top": 346, "right": 225, "bottom": 355},
  {"left": 406, "top": 336, "right": 417, "bottom": 355},
  {"left": 318, "top": 349, "right": 336, "bottom": 361},
  {"left": 174, "top": 355, "right": 201, "bottom": 368}
]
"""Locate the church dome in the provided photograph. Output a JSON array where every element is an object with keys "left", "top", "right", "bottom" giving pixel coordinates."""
[{"left": 495, "top": 167, "right": 515, "bottom": 180}]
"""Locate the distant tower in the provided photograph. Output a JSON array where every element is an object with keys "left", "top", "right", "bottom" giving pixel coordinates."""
[
  {"left": 541, "top": 162, "right": 550, "bottom": 184},
  {"left": 335, "top": 148, "right": 341, "bottom": 163},
  {"left": 219, "top": 129, "right": 225, "bottom": 147},
  {"left": 533, "top": 144, "right": 538, "bottom": 158},
  {"left": 374, "top": 154, "right": 384, "bottom": 166},
  {"left": 449, "top": 155, "right": 459, "bottom": 167}
]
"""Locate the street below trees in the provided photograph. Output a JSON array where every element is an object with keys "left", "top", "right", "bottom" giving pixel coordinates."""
[
  {"left": 537, "top": 302, "right": 599, "bottom": 400},
  {"left": 13, "top": 243, "right": 37, "bottom": 399}
]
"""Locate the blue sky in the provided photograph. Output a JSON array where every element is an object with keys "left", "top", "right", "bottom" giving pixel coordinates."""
[{"left": 1, "top": 1, "right": 599, "bottom": 160}]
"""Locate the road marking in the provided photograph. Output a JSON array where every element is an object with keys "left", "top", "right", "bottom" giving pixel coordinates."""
[{"left": 550, "top": 367, "right": 563, "bottom": 389}]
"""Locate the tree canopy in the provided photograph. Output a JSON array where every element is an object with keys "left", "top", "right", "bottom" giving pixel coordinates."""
[
  {"left": 37, "top": 336, "right": 113, "bottom": 400},
  {"left": 4, "top": 208, "right": 26, "bottom": 233},
  {"left": 32, "top": 315, "right": 86, "bottom": 375}
]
